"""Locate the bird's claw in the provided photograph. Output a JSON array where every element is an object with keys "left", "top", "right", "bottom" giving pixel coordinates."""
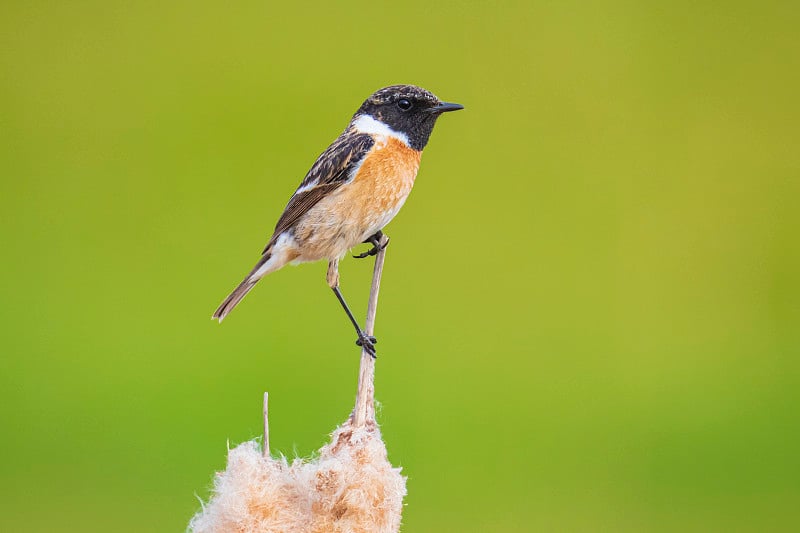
[
  {"left": 353, "top": 233, "right": 389, "bottom": 259},
  {"left": 356, "top": 334, "right": 378, "bottom": 358},
  {"left": 353, "top": 247, "right": 379, "bottom": 259}
]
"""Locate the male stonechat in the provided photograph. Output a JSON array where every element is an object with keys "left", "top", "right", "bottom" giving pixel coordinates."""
[{"left": 212, "top": 84, "right": 463, "bottom": 356}]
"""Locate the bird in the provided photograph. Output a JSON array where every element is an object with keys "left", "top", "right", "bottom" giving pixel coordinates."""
[{"left": 212, "top": 84, "right": 463, "bottom": 356}]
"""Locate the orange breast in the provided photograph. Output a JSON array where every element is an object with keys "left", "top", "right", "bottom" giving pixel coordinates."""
[{"left": 352, "top": 137, "right": 421, "bottom": 212}]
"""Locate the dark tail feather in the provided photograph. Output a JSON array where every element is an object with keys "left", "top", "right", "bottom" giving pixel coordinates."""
[
  {"left": 212, "top": 278, "right": 258, "bottom": 322},
  {"left": 212, "top": 251, "right": 272, "bottom": 322}
]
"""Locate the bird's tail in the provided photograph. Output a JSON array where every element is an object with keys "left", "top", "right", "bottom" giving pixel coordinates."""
[{"left": 212, "top": 251, "right": 274, "bottom": 322}]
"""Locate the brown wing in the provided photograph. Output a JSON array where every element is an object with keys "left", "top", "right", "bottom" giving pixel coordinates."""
[{"left": 262, "top": 130, "right": 374, "bottom": 253}]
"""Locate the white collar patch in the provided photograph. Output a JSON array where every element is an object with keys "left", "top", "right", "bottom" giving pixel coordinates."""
[{"left": 352, "top": 114, "right": 410, "bottom": 147}]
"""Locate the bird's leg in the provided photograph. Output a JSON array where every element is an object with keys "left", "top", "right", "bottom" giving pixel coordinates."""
[
  {"left": 353, "top": 230, "right": 390, "bottom": 259},
  {"left": 327, "top": 259, "right": 377, "bottom": 358}
]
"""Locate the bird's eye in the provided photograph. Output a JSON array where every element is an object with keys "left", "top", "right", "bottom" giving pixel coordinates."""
[{"left": 397, "top": 99, "right": 412, "bottom": 111}]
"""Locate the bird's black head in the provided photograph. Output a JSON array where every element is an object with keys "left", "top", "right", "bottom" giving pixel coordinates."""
[{"left": 353, "top": 84, "right": 463, "bottom": 150}]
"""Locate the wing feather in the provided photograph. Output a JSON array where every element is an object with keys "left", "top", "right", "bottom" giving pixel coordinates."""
[{"left": 262, "top": 130, "right": 374, "bottom": 253}]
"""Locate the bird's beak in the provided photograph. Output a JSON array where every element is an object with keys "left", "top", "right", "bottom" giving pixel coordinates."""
[{"left": 429, "top": 101, "right": 464, "bottom": 114}]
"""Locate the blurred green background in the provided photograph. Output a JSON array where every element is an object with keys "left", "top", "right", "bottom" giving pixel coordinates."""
[{"left": 2, "top": 1, "right": 798, "bottom": 531}]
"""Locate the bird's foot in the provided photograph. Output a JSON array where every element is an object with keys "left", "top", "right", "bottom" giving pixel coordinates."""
[
  {"left": 356, "top": 334, "right": 378, "bottom": 358},
  {"left": 353, "top": 232, "right": 389, "bottom": 259},
  {"left": 353, "top": 247, "right": 380, "bottom": 259}
]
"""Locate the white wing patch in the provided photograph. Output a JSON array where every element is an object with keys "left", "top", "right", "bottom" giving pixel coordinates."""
[
  {"left": 291, "top": 147, "right": 368, "bottom": 197},
  {"left": 352, "top": 114, "right": 410, "bottom": 147},
  {"left": 292, "top": 181, "right": 318, "bottom": 196}
]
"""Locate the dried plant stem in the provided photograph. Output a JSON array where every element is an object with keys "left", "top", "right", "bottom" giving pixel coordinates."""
[
  {"left": 262, "top": 392, "right": 269, "bottom": 457},
  {"left": 352, "top": 234, "right": 390, "bottom": 428},
  {"left": 190, "top": 234, "right": 407, "bottom": 532}
]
